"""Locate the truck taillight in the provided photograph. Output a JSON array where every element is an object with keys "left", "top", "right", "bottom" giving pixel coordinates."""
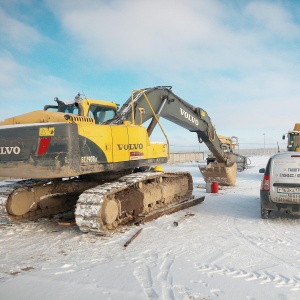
[
  {"left": 37, "top": 137, "right": 51, "bottom": 155},
  {"left": 261, "top": 174, "right": 270, "bottom": 191}
]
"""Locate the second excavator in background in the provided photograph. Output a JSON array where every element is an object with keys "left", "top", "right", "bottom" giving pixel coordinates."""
[
  {"left": 206, "top": 135, "right": 249, "bottom": 171},
  {"left": 283, "top": 123, "right": 300, "bottom": 152},
  {"left": 0, "top": 86, "right": 248, "bottom": 234}
]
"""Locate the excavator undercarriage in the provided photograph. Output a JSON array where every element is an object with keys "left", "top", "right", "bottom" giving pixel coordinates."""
[{"left": 0, "top": 171, "right": 193, "bottom": 234}]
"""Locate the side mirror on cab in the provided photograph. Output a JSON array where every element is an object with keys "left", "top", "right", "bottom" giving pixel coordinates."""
[{"left": 259, "top": 168, "right": 265, "bottom": 173}]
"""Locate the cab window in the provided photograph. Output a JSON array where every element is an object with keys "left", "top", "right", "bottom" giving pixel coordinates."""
[
  {"left": 63, "top": 106, "right": 79, "bottom": 114},
  {"left": 44, "top": 104, "right": 79, "bottom": 114},
  {"left": 88, "top": 105, "right": 116, "bottom": 124}
]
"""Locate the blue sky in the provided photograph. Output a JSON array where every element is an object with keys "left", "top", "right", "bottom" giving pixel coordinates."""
[{"left": 1, "top": 0, "right": 300, "bottom": 152}]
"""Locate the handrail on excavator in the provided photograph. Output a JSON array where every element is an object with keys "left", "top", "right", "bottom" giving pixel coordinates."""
[{"left": 131, "top": 89, "right": 170, "bottom": 158}]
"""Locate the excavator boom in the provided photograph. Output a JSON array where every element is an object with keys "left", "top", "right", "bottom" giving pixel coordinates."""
[
  {"left": 108, "top": 86, "right": 248, "bottom": 185},
  {"left": 109, "top": 87, "right": 229, "bottom": 162}
]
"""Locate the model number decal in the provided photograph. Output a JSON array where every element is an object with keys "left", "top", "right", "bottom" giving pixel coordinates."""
[
  {"left": 81, "top": 156, "right": 98, "bottom": 163},
  {"left": 117, "top": 144, "right": 143, "bottom": 150},
  {"left": 130, "top": 151, "right": 144, "bottom": 160},
  {"left": 0, "top": 146, "right": 21, "bottom": 155},
  {"left": 180, "top": 108, "right": 199, "bottom": 126},
  {"left": 39, "top": 127, "right": 55, "bottom": 136}
]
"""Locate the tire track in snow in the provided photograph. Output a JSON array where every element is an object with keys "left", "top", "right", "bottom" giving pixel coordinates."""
[
  {"left": 227, "top": 217, "right": 300, "bottom": 270},
  {"left": 157, "top": 254, "right": 175, "bottom": 300},
  {"left": 265, "top": 218, "right": 300, "bottom": 250},
  {"left": 192, "top": 216, "right": 300, "bottom": 291},
  {"left": 196, "top": 263, "right": 300, "bottom": 291},
  {"left": 185, "top": 213, "right": 300, "bottom": 292},
  {"left": 133, "top": 263, "right": 159, "bottom": 299},
  {"left": 132, "top": 250, "right": 178, "bottom": 300}
]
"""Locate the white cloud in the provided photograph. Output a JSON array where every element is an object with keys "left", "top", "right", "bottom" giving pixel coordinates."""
[
  {"left": 45, "top": 0, "right": 300, "bottom": 75},
  {"left": 245, "top": 1, "right": 300, "bottom": 38},
  {"left": 0, "top": 52, "right": 75, "bottom": 121},
  {"left": 0, "top": 52, "right": 27, "bottom": 87},
  {"left": 0, "top": 9, "right": 43, "bottom": 51},
  {"left": 45, "top": 0, "right": 241, "bottom": 69}
]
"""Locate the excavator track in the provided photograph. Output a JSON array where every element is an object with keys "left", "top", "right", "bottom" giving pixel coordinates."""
[
  {"left": 0, "top": 179, "right": 99, "bottom": 222},
  {"left": 75, "top": 171, "right": 193, "bottom": 234},
  {"left": 0, "top": 172, "right": 193, "bottom": 234},
  {"left": 0, "top": 179, "right": 47, "bottom": 222}
]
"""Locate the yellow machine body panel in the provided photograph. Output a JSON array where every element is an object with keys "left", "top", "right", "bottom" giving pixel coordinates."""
[
  {"left": 111, "top": 125, "right": 131, "bottom": 162},
  {"left": 0, "top": 98, "right": 117, "bottom": 126},
  {"left": 77, "top": 123, "right": 113, "bottom": 163},
  {"left": 80, "top": 99, "right": 118, "bottom": 116},
  {"left": 77, "top": 122, "right": 168, "bottom": 164},
  {"left": 0, "top": 110, "right": 76, "bottom": 125},
  {"left": 294, "top": 123, "right": 300, "bottom": 131}
]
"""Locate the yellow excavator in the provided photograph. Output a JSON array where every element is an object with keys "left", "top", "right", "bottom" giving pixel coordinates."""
[
  {"left": 283, "top": 123, "right": 300, "bottom": 152},
  {"left": 218, "top": 135, "right": 239, "bottom": 151},
  {"left": 0, "top": 86, "right": 247, "bottom": 234},
  {"left": 206, "top": 135, "right": 248, "bottom": 171}
]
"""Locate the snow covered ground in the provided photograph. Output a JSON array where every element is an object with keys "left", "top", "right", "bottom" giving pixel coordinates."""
[{"left": 1, "top": 156, "right": 300, "bottom": 300}]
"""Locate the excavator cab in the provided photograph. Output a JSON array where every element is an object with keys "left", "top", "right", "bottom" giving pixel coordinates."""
[
  {"left": 88, "top": 105, "right": 116, "bottom": 124},
  {"left": 287, "top": 131, "right": 300, "bottom": 152},
  {"left": 44, "top": 94, "right": 118, "bottom": 125}
]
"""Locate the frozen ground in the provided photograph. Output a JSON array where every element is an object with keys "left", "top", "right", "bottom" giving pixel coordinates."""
[{"left": 1, "top": 156, "right": 300, "bottom": 300}]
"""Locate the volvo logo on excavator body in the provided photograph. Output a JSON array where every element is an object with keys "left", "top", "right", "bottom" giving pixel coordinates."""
[
  {"left": 180, "top": 108, "right": 199, "bottom": 126},
  {"left": 0, "top": 146, "right": 21, "bottom": 155},
  {"left": 117, "top": 144, "right": 144, "bottom": 150}
]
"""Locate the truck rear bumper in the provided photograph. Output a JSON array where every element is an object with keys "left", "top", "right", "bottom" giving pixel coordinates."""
[{"left": 260, "top": 190, "right": 300, "bottom": 213}]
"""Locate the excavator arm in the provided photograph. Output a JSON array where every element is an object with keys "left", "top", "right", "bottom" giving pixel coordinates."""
[
  {"left": 108, "top": 86, "right": 247, "bottom": 185},
  {"left": 110, "top": 87, "right": 235, "bottom": 164}
]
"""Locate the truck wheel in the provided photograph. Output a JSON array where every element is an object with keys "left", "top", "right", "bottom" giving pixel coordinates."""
[{"left": 261, "top": 207, "right": 271, "bottom": 219}]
